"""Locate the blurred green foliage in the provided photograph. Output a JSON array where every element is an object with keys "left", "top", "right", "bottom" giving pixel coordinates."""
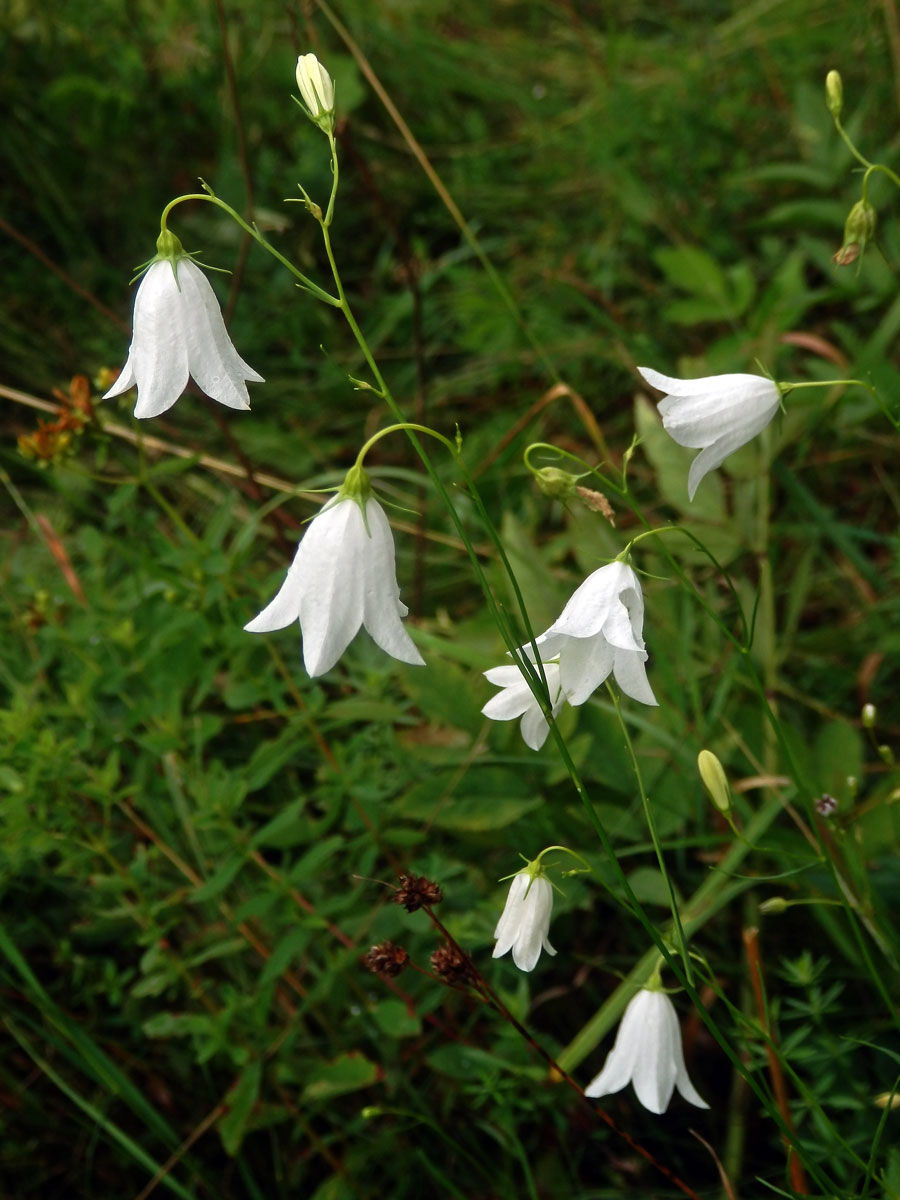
[{"left": 2, "top": 0, "right": 900, "bottom": 1197}]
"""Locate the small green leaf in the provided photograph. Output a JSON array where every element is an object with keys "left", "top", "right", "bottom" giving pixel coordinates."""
[
  {"left": 371, "top": 999, "right": 421, "bottom": 1038},
  {"left": 218, "top": 1061, "right": 262, "bottom": 1156},
  {"left": 301, "top": 1053, "right": 379, "bottom": 1102}
]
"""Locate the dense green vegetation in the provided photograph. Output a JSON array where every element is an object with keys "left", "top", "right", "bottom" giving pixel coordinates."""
[{"left": 2, "top": 1, "right": 899, "bottom": 1197}]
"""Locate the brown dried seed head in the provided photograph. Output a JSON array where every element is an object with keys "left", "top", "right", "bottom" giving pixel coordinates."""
[
  {"left": 363, "top": 941, "right": 409, "bottom": 978},
  {"left": 430, "top": 942, "right": 478, "bottom": 987},
  {"left": 393, "top": 874, "right": 443, "bottom": 912}
]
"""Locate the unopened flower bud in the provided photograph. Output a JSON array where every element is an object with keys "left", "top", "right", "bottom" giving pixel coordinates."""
[
  {"left": 759, "top": 896, "right": 789, "bottom": 915},
  {"left": 296, "top": 53, "right": 335, "bottom": 133},
  {"left": 833, "top": 200, "right": 876, "bottom": 267},
  {"left": 861, "top": 703, "right": 876, "bottom": 728},
  {"left": 874, "top": 1091, "right": 900, "bottom": 1110},
  {"left": 698, "top": 749, "right": 731, "bottom": 814},
  {"left": 825, "top": 69, "right": 843, "bottom": 118},
  {"left": 533, "top": 466, "right": 580, "bottom": 502},
  {"left": 878, "top": 744, "right": 895, "bottom": 765}
]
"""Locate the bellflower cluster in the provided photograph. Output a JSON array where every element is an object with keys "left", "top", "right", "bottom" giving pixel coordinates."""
[
  {"left": 638, "top": 366, "right": 781, "bottom": 501},
  {"left": 104, "top": 230, "right": 263, "bottom": 420},
  {"left": 482, "top": 561, "right": 656, "bottom": 749},
  {"left": 244, "top": 465, "right": 424, "bottom": 677},
  {"left": 584, "top": 987, "right": 709, "bottom": 1114}
]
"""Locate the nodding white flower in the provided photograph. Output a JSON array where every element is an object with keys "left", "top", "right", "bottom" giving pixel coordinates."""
[
  {"left": 104, "top": 232, "right": 263, "bottom": 420},
  {"left": 528, "top": 561, "right": 657, "bottom": 708},
  {"left": 481, "top": 660, "right": 565, "bottom": 751},
  {"left": 492, "top": 864, "right": 556, "bottom": 972},
  {"left": 638, "top": 366, "right": 781, "bottom": 502},
  {"left": 584, "top": 988, "right": 709, "bottom": 1114},
  {"left": 244, "top": 467, "right": 424, "bottom": 678},
  {"left": 296, "top": 53, "right": 335, "bottom": 132}
]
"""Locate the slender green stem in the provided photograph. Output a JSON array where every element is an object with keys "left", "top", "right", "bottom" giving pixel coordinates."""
[
  {"left": 780, "top": 376, "right": 899, "bottom": 431},
  {"left": 325, "top": 131, "right": 340, "bottom": 227},
  {"left": 608, "top": 684, "right": 693, "bottom": 984},
  {"left": 160, "top": 192, "right": 340, "bottom": 306},
  {"left": 354, "top": 422, "right": 458, "bottom": 466},
  {"left": 833, "top": 116, "right": 873, "bottom": 171}
]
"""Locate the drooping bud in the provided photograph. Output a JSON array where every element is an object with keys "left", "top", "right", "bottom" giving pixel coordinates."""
[
  {"left": 759, "top": 896, "right": 789, "bottom": 915},
  {"left": 296, "top": 53, "right": 336, "bottom": 133},
  {"left": 833, "top": 199, "right": 876, "bottom": 267},
  {"left": 825, "top": 69, "right": 843, "bottom": 118},
  {"left": 533, "top": 466, "right": 580, "bottom": 502},
  {"left": 698, "top": 749, "right": 731, "bottom": 814}
]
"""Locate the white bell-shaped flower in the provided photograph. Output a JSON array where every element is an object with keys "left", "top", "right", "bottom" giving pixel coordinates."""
[
  {"left": 492, "top": 864, "right": 556, "bottom": 972},
  {"left": 639, "top": 366, "right": 781, "bottom": 501},
  {"left": 528, "top": 561, "right": 657, "bottom": 707},
  {"left": 104, "top": 233, "right": 263, "bottom": 420},
  {"left": 481, "top": 660, "right": 565, "bottom": 750},
  {"left": 244, "top": 466, "right": 424, "bottom": 678},
  {"left": 584, "top": 988, "right": 709, "bottom": 1114}
]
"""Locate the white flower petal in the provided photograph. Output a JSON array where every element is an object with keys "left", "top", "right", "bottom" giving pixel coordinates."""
[
  {"left": 103, "top": 353, "right": 136, "bottom": 398},
  {"left": 686, "top": 422, "right": 764, "bottom": 501},
  {"left": 548, "top": 562, "right": 629, "bottom": 639},
  {"left": 519, "top": 703, "right": 552, "bottom": 750},
  {"left": 631, "top": 993, "right": 677, "bottom": 1114},
  {"left": 600, "top": 595, "right": 644, "bottom": 653},
  {"left": 482, "top": 683, "right": 533, "bottom": 721},
  {"left": 360, "top": 500, "right": 424, "bottom": 666},
  {"left": 296, "top": 502, "right": 366, "bottom": 676},
  {"left": 483, "top": 662, "right": 562, "bottom": 750},
  {"left": 640, "top": 367, "right": 768, "bottom": 398},
  {"left": 584, "top": 993, "right": 648, "bottom": 1098},
  {"left": 612, "top": 647, "right": 657, "bottom": 706},
  {"left": 178, "top": 261, "right": 263, "bottom": 410},
  {"left": 243, "top": 558, "right": 305, "bottom": 633},
  {"left": 127, "top": 262, "right": 191, "bottom": 418},
  {"left": 557, "top": 635, "right": 614, "bottom": 706}
]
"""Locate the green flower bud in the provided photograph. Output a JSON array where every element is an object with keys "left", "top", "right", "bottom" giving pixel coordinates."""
[
  {"left": 759, "top": 896, "right": 789, "bottom": 915},
  {"left": 861, "top": 703, "right": 876, "bottom": 728},
  {"left": 825, "top": 69, "right": 843, "bottom": 118},
  {"left": 833, "top": 199, "right": 876, "bottom": 266},
  {"left": 533, "top": 466, "right": 580, "bottom": 501},
  {"left": 697, "top": 749, "right": 731, "bottom": 814}
]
